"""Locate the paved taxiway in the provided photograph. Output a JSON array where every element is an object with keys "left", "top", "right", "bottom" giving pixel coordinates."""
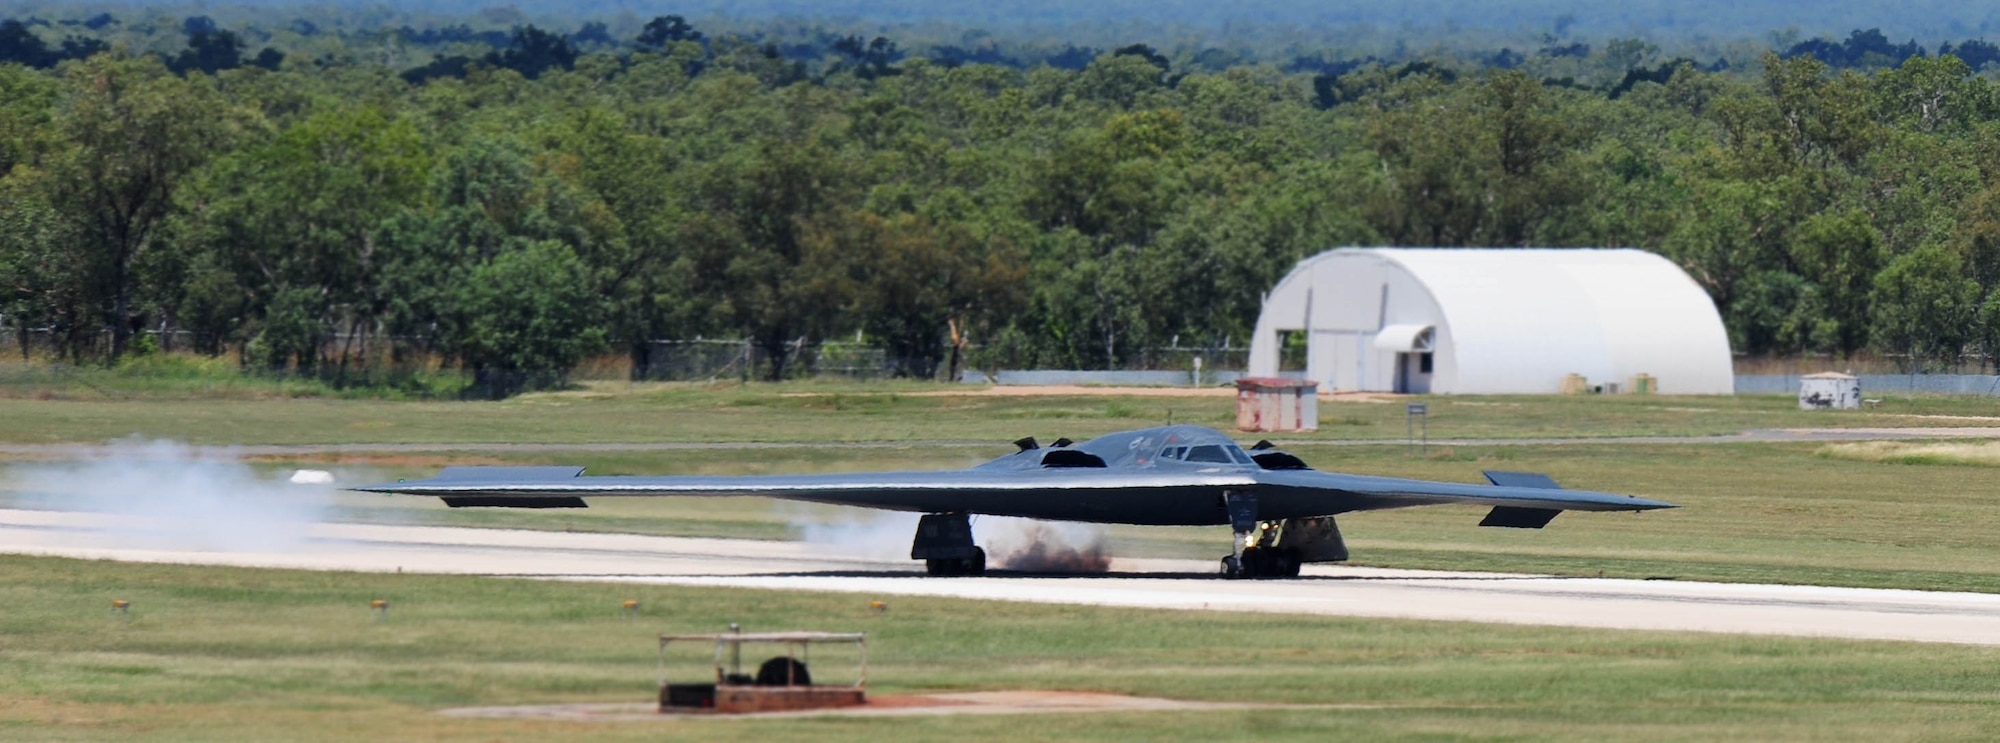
[{"left": 8, "top": 507, "right": 2000, "bottom": 646}]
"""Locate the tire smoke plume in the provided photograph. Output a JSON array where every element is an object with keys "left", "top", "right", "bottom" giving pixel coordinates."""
[
  {"left": 789, "top": 507, "right": 921, "bottom": 560},
  {"left": 978, "top": 517, "right": 1112, "bottom": 573},
  {"left": 6, "top": 439, "right": 333, "bottom": 551},
  {"left": 786, "top": 508, "right": 1114, "bottom": 573}
]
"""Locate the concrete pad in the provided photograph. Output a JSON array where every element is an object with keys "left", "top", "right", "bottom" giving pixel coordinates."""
[{"left": 439, "top": 691, "right": 1349, "bottom": 721}]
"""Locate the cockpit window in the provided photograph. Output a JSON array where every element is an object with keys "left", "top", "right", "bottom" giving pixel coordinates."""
[
  {"left": 1158, "top": 446, "right": 1187, "bottom": 460},
  {"left": 1228, "top": 446, "right": 1253, "bottom": 464},
  {"left": 1184, "top": 445, "right": 1234, "bottom": 463}
]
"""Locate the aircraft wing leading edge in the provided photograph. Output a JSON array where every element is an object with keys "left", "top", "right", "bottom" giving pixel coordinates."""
[
  {"left": 1251, "top": 468, "right": 1669, "bottom": 512},
  {"left": 361, "top": 466, "right": 1265, "bottom": 525}
]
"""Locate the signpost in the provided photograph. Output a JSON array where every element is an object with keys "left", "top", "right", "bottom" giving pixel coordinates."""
[{"left": 1406, "top": 402, "right": 1428, "bottom": 457}]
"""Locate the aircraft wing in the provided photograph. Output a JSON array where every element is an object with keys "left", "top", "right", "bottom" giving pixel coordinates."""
[
  {"left": 356, "top": 465, "right": 1262, "bottom": 523},
  {"left": 1251, "top": 468, "right": 1673, "bottom": 527},
  {"left": 356, "top": 464, "right": 1668, "bottom": 527}
]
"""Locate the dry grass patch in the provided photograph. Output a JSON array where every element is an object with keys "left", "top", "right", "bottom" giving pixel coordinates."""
[{"left": 1818, "top": 441, "right": 2000, "bottom": 467}]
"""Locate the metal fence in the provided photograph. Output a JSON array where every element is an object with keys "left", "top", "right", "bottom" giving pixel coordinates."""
[
  {"left": 0, "top": 327, "right": 63, "bottom": 360},
  {"left": 962, "top": 369, "right": 1255, "bottom": 386},
  {"left": 2, "top": 320, "right": 1254, "bottom": 381},
  {"left": 633, "top": 339, "right": 1253, "bottom": 382},
  {"left": 0, "top": 327, "right": 215, "bottom": 359},
  {"left": 22, "top": 334, "right": 2000, "bottom": 396},
  {"left": 633, "top": 340, "right": 896, "bottom": 381},
  {"left": 1735, "top": 374, "right": 2000, "bottom": 396}
]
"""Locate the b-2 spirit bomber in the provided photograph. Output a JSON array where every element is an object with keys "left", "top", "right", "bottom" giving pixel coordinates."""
[{"left": 356, "top": 425, "right": 1673, "bottom": 579}]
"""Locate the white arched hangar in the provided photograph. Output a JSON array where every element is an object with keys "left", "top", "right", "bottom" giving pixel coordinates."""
[{"left": 1247, "top": 248, "right": 1733, "bottom": 395}]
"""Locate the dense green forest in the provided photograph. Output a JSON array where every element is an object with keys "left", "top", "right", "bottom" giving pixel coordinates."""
[
  {"left": 7, "top": 5, "right": 2000, "bottom": 394},
  {"left": 5, "top": 0, "right": 1997, "bottom": 55}
]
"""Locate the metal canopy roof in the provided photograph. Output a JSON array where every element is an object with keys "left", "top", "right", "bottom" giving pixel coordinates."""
[
  {"left": 1371, "top": 323, "right": 1434, "bottom": 352},
  {"left": 660, "top": 632, "right": 866, "bottom": 644}
]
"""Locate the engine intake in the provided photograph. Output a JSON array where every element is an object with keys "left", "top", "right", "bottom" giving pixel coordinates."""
[{"left": 1039, "top": 450, "right": 1107, "bottom": 468}]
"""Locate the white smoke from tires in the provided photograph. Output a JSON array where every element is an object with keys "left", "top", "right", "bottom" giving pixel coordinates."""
[
  {"left": 787, "top": 507, "right": 922, "bottom": 561},
  {"left": 784, "top": 505, "right": 1112, "bottom": 573},
  {"left": 5, "top": 439, "right": 333, "bottom": 552}
]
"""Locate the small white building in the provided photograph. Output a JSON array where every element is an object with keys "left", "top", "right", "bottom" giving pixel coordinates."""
[
  {"left": 1798, "top": 372, "right": 1861, "bottom": 410},
  {"left": 1247, "top": 248, "right": 1734, "bottom": 395}
]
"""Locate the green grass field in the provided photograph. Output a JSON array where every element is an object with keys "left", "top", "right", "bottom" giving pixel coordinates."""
[
  {"left": 4, "top": 372, "right": 2000, "bottom": 445},
  {"left": 7, "top": 556, "right": 2000, "bottom": 742},
  {"left": 10, "top": 378, "right": 2000, "bottom": 739}
]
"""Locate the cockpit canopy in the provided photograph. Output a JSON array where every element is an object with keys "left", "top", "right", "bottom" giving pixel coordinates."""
[
  {"left": 1156, "top": 443, "right": 1254, "bottom": 465},
  {"left": 987, "top": 425, "right": 1290, "bottom": 471}
]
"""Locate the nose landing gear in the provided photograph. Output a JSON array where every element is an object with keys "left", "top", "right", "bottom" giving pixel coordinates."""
[
  {"left": 1218, "top": 491, "right": 1322, "bottom": 579},
  {"left": 1219, "top": 528, "right": 1303, "bottom": 579}
]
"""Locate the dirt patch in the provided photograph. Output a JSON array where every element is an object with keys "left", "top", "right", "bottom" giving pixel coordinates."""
[
  {"left": 437, "top": 690, "right": 1347, "bottom": 721},
  {"left": 1323, "top": 391, "right": 1404, "bottom": 403},
  {"left": 0, "top": 696, "right": 108, "bottom": 726}
]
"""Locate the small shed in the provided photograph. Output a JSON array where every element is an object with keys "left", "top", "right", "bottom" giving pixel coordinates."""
[
  {"left": 1799, "top": 372, "right": 1861, "bottom": 410},
  {"left": 1235, "top": 378, "right": 1318, "bottom": 432}
]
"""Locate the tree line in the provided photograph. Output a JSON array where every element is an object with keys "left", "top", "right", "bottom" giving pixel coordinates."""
[{"left": 7, "top": 12, "right": 2000, "bottom": 396}]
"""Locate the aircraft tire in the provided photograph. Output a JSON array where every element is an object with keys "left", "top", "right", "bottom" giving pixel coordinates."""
[
  {"left": 925, "top": 552, "right": 985, "bottom": 577},
  {"left": 1230, "top": 548, "right": 1299, "bottom": 579},
  {"left": 1220, "top": 555, "right": 1243, "bottom": 579},
  {"left": 1272, "top": 548, "right": 1301, "bottom": 578},
  {"left": 1244, "top": 548, "right": 1274, "bottom": 578}
]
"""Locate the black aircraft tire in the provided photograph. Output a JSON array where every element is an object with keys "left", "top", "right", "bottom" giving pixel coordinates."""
[
  {"left": 1270, "top": 549, "right": 1300, "bottom": 578},
  {"left": 1220, "top": 555, "right": 1243, "bottom": 579},
  {"left": 925, "top": 559, "right": 945, "bottom": 576},
  {"left": 969, "top": 547, "right": 987, "bottom": 576},
  {"left": 1242, "top": 548, "right": 1271, "bottom": 578}
]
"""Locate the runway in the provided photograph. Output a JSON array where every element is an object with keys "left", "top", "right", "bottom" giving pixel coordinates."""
[{"left": 8, "top": 507, "right": 2000, "bottom": 646}]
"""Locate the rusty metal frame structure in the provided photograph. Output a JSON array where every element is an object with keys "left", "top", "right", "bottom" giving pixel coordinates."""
[{"left": 657, "top": 631, "right": 868, "bottom": 690}]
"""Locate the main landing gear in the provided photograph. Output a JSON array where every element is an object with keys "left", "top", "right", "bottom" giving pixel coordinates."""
[
  {"left": 925, "top": 547, "right": 987, "bottom": 576},
  {"left": 1221, "top": 546, "right": 1302, "bottom": 579},
  {"left": 1218, "top": 491, "right": 1344, "bottom": 579},
  {"left": 912, "top": 512, "right": 987, "bottom": 577}
]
